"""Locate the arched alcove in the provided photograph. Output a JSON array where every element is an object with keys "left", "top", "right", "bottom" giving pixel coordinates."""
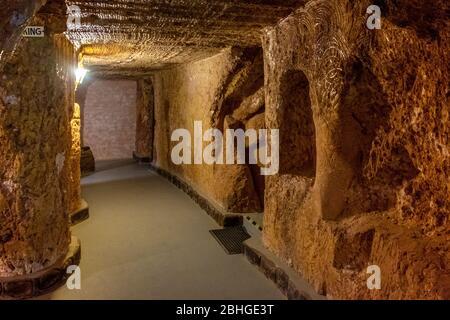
[{"left": 278, "top": 70, "right": 316, "bottom": 178}]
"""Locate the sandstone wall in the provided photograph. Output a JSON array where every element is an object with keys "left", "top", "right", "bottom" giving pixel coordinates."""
[
  {"left": 153, "top": 48, "right": 265, "bottom": 213},
  {"left": 135, "top": 78, "right": 154, "bottom": 160},
  {"left": 75, "top": 76, "right": 94, "bottom": 147},
  {"left": 0, "top": 0, "right": 47, "bottom": 71},
  {"left": 69, "top": 102, "right": 81, "bottom": 213},
  {"left": 262, "top": 0, "right": 449, "bottom": 299},
  {"left": 0, "top": 14, "right": 76, "bottom": 276},
  {"left": 83, "top": 79, "right": 137, "bottom": 161}
]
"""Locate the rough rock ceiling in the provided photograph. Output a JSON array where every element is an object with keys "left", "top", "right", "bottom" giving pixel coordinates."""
[{"left": 65, "top": 0, "right": 306, "bottom": 74}]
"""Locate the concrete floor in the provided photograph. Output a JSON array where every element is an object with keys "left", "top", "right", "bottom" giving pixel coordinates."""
[{"left": 43, "top": 160, "right": 284, "bottom": 300}]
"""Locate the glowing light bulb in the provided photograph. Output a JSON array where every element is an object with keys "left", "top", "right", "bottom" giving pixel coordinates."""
[{"left": 75, "top": 67, "right": 88, "bottom": 84}]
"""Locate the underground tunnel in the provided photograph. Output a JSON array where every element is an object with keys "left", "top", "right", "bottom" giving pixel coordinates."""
[{"left": 0, "top": 0, "right": 449, "bottom": 302}]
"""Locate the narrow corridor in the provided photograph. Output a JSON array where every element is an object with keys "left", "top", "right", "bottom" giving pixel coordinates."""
[
  {"left": 43, "top": 160, "right": 283, "bottom": 300},
  {"left": 1, "top": 0, "right": 448, "bottom": 302}
]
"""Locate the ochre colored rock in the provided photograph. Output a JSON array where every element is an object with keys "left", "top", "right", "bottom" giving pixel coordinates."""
[
  {"left": 1, "top": 0, "right": 448, "bottom": 300},
  {"left": 0, "top": 13, "right": 76, "bottom": 277},
  {"left": 68, "top": 103, "right": 81, "bottom": 214},
  {"left": 262, "top": 0, "right": 449, "bottom": 299},
  {"left": 153, "top": 48, "right": 265, "bottom": 213},
  {"left": 80, "top": 146, "right": 95, "bottom": 175},
  {"left": 135, "top": 78, "right": 154, "bottom": 160},
  {"left": 65, "top": 0, "right": 305, "bottom": 76},
  {"left": 0, "top": 0, "right": 47, "bottom": 71}
]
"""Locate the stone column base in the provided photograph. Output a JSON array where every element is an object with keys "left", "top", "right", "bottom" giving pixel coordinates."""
[
  {"left": 133, "top": 151, "right": 151, "bottom": 163},
  {"left": 0, "top": 236, "right": 81, "bottom": 300},
  {"left": 243, "top": 238, "right": 325, "bottom": 300},
  {"left": 81, "top": 146, "right": 95, "bottom": 176},
  {"left": 148, "top": 164, "right": 243, "bottom": 227},
  {"left": 70, "top": 199, "right": 89, "bottom": 226}
]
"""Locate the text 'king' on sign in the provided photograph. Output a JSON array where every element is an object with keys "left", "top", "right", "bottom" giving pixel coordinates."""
[{"left": 23, "top": 26, "right": 45, "bottom": 37}]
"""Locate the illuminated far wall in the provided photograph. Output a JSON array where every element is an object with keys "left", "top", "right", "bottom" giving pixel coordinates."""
[{"left": 83, "top": 79, "right": 137, "bottom": 161}]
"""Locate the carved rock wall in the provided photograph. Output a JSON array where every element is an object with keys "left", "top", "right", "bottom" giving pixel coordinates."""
[
  {"left": 153, "top": 47, "right": 265, "bottom": 213},
  {"left": 66, "top": 0, "right": 306, "bottom": 75},
  {"left": 135, "top": 78, "right": 154, "bottom": 160},
  {"left": 263, "top": 0, "right": 449, "bottom": 299},
  {"left": 0, "top": 0, "right": 448, "bottom": 300},
  {"left": 0, "top": 14, "right": 76, "bottom": 276},
  {"left": 69, "top": 102, "right": 82, "bottom": 213},
  {"left": 0, "top": 0, "right": 47, "bottom": 71}
]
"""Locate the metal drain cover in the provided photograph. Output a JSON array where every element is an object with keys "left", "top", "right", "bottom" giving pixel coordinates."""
[{"left": 210, "top": 226, "right": 251, "bottom": 255}]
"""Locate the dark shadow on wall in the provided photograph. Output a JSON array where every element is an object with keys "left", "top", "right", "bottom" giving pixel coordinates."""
[
  {"left": 377, "top": 0, "right": 449, "bottom": 41},
  {"left": 278, "top": 69, "right": 316, "bottom": 178},
  {"left": 338, "top": 58, "right": 419, "bottom": 219}
]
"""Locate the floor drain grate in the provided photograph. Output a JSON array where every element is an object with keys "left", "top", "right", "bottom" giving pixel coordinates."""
[{"left": 210, "top": 226, "right": 251, "bottom": 255}]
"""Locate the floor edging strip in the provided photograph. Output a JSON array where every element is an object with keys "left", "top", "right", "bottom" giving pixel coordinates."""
[{"left": 148, "top": 164, "right": 243, "bottom": 227}]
